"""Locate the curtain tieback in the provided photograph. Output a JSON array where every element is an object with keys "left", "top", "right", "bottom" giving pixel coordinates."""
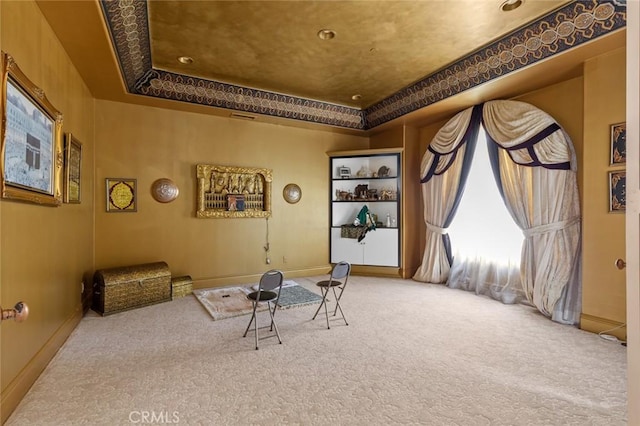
[
  {"left": 523, "top": 216, "right": 580, "bottom": 237},
  {"left": 426, "top": 222, "right": 448, "bottom": 235}
]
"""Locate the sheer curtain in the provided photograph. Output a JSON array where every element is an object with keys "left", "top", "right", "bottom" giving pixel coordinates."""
[
  {"left": 483, "top": 100, "right": 582, "bottom": 324},
  {"left": 413, "top": 105, "right": 481, "bottom": 283},
  {"left": 447, "top": 129, "right": 526, "bottom": 304},
  {"left": 414, "top": 100, "right": 582, "bottom": 325}
]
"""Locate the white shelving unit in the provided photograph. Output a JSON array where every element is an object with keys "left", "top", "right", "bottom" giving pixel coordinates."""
[{"left": 329, "top": 151, "right": 401, "bottom": 268}]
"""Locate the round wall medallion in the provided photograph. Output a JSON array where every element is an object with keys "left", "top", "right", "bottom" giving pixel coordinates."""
[
  {"left": 151, "top": 178, "right": 179, "bottom": 203},
  {"left": 283, "top": 183, "right": 302, "bottom": 204}
]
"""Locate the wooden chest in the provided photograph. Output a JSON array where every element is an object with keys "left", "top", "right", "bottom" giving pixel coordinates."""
[
  {"left": 171, "top": 275, "right": 193, "bottom": 299},
  {"left": 93, "top": 262, "right": 172, "bottom": 315}
]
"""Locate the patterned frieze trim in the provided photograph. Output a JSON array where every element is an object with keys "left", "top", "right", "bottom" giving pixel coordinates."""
[
  {"left": 365, "top": 0, "right": 626, "bottom": 129},
  {"left": 100, "top": 0, "right": 153, "bottom": 92},
  {"left": 100, "top": 0, "right": 625, "bottom": 130},
  {"left": 100, "top": 0, "right": 364, "bottom": 129},
  {"left": 136, "top": 70, "right": 365, "bottom": 129}
]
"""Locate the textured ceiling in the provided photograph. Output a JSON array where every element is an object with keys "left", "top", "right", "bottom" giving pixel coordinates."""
[
  {"left": 148, "top": 0, "right": 570, "bottom": 109},
  {"left": 34, "top": 0, "right": 627, "bottom": 131}
]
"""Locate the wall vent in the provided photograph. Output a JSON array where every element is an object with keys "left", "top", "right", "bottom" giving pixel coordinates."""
[{"left": 230, "top": 112, "right": 256, "bottom": 120}]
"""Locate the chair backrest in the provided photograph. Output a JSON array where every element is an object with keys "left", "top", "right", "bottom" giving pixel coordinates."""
[
  {"left": 259, "top": 269, "right": 284, "bottom": 292},
  {"left": 331, "top": 261, "right": 351, "bottom": 284}
]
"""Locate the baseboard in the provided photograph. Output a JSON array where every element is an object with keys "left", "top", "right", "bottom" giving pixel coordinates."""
[
  {"left": 1, "top": 304, "right": 83, "bottom": 424},
  {"left": 580, "top": 313, "right": 627, "bottom": 340},
  {"left": 351, "top": 265, "right": 401, "bottom": 278},
  {"left": 192, "top": 266, "right": 332, "bottom": 289}
]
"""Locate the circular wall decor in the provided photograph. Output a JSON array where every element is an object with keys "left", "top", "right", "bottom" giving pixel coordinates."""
[
  {"left": 151, "top": 178, "right": 179, "bottom": 203},
  {"left": 283, "top": 183, "right": 302, "bottom": 204}
]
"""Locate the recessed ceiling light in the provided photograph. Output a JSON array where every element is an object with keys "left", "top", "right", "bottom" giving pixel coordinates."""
[
  {"left": 500, "top": 0, "right": 523, "bottom": 12},
  {"left": 317, "top": 29, "right": 336, "bottom": 40},
  {"left": 177, "top": 56, "right": 194, "bottom": 64},
  {"left": 351, "top": 94, "right": 362, "bottom": 101}
]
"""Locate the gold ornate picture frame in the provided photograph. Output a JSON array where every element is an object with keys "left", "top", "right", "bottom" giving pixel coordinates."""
[
  {"left": 64, "top": 133, "right": 82, "bottom": 203},
  {"left": 610, "top": 122, "right": 626, "bottom": 165},
  {"left": 1, "top": 52, "right": 63, "bottom": 206},
  {"left": 106, "top": 178, "right": 137, "bottom": 212},
  {"left": 196, "top": 164, "right": 272, "bottom": 218},
  {"left": 608, "top": 170, "right": 626, "bottom": 213}
]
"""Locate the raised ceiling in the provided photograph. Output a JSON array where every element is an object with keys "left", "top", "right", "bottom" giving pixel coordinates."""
[
  {"left": 36, "top": 0, "right": 627, "bottom": 131},
  {"left": 148, "top": 0, "right": 569, "bottom": 109}
]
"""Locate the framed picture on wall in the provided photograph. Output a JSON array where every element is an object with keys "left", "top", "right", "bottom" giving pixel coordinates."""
[
  {"left": 64, "top": 133, "right": 82, "bottom": 203},
  {"left": 106, "top": 178, "right": 137, "bottom": 212},
  {"left": 608, "top": 170, "right": 626, "bottom": 213},
  {"left": 610, "top": 122, "right": 626, "bottom": 165},
  {"left": 0, "top": 52, "right": 63, "bottom": 206}
]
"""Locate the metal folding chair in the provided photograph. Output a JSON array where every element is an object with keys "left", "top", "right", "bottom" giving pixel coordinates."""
[
  {"left": 312, "top": 261, "right": 351, "bottom": 329},
  {"left": 242, "top": 269, "right": 284, "bottom": 350}
]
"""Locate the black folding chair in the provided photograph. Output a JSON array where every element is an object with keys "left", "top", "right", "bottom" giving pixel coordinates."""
[
  {"left": 312, "top": 261, "right": 351, "bottom": 329},
  {"left": 242, "top": 270, "right": 284, "bottom": 349}
]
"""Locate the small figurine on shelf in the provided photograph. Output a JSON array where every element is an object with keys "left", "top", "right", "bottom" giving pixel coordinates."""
[
  {"left": 380, "top": 188, "right": 394, "bottom": 200},
  {"left": 354, "top": 184, "right": 368, "bottom": 199},
  {"left": 356, "top": 166, "right": 371, "bottom": 178}
]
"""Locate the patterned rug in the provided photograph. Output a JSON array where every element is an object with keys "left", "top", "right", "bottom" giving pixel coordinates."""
[{"left": 194, "top": 281, "right": 323, "bottom": 320}]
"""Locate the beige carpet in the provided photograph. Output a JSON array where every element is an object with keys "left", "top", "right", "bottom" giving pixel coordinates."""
[{"left": 6, "top": 276, "right": 627, "bottom": 425}]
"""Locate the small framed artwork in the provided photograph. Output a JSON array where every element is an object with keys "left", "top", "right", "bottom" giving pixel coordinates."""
[
  {"left": 608, "top": 170, "right": 626, "bottom": 213},
  {"left": 610, "top": 122, "right": 626, "bottom": 165},
  {"left": 106, "top": 178, "right": 137, "bottom": 212},
  {"left": 227, "top": 194, "right": 245, "bottom": 211},
  {"left": 1, "top": 52, "right": 64, "bottom": 206},
  {"left": 64, "top": 133, "right": 82, "bottom": 203}
]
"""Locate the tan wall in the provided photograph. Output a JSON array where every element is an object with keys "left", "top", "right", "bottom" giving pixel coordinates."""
[
  {"left": 370, "top": 126, "right": 422, "bottom": 277},
  {"left": 581, "top": 48, "right": 627, "bottom": 335},
  {"left": 0, "top": 0, "right": 95, "bottom": 421},
  {"left": 94, "top": 100, "right": 368, "bottom": 286}
]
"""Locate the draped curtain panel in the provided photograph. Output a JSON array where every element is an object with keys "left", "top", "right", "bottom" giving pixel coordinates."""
[
  {"left": 483, "top": 100, "right": 582, "bottom": 324},
  {"left": 414, "top": 99, "right": 582, "bottom": 325},
  {"left": 413, "top": 105, "right": 481, "bottom": 283}
]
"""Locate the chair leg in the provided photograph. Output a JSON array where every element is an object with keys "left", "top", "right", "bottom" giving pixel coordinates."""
[
  {"left": 334, "top": 298, "right": 348, "bottom": 326},
  {"left": 329, "top": 286, "right": 348, "bottom": 326},
  {"left": 323, "top": 288, "right": 331, "bottom": 329},
  {"left": 269, "top": 301, "right": 277, "bottom": 332},
  {"left": 268, "top": 301, "right": 282, "bottom": 344},
  {"left": 312, "top": 287, "right": 327, "bottom": 320},
  {"left": 331, "top": 287, "right": 340, "bottom": 316},
  {"left": 243, "top": 303, "right": 257, "bottom": 338},
  {"left": 254, "top": 303, "right": 259, "bottom": 350}
]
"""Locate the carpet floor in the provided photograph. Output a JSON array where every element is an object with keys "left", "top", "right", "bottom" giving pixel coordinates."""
[{"left": 6, "top": 276, "right": 627, "bottom": 425}]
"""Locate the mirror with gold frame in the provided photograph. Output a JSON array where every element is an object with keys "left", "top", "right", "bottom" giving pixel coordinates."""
[
  {"left": 196, "top": 164, "right": 272, "bottom": 218},
  {"left": 1, "top": 52, "right": 63, "bottom": 206}
]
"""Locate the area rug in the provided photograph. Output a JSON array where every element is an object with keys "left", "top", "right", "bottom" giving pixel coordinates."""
[
  {"left": 193, "top": 286, "right": 260, "bottom": 321},
  {"left": 194, "top": 281, "right": 323, "bottom": 320},
  {"left": 276, "top": 284, "right": 323, "bottom": 309}
]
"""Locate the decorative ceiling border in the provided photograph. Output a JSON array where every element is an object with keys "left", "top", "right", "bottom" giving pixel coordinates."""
[
  {"left": 100, "top": 0, "right": 626, "bottom": 131},
  {"left": 365, "top": 0, "right": 627, "bottom": 128}
]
